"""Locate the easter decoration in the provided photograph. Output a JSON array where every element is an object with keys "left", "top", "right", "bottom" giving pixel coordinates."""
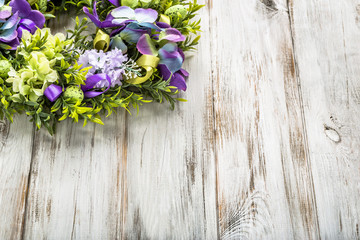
[{"left": 0, "top": 0, "right": 203, "bottom": 134}]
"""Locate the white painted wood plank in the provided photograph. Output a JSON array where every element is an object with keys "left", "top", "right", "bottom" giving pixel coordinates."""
[
  {"left": 22, "top": 17, "right": 128, "bottom": 239},
  {"left": 23, "top": 114, "right": 128, "bottom": 239},
  {"left": 0, "top": 117, "right": 34, "bottom": 239},
  {"left": 289, "top": 0, "right": 360, "bottom": 238},
  {"left": 209, "top": 0, "right": 319, "bottom": 238},
  {"left": 122, "top": 2, "right": 218, "bottom": 238},
  {"left": 22, "top": 3, "right": 218, "bottom": 239}
]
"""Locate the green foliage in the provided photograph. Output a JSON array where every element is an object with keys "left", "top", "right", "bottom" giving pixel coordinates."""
[
  {"left": 0, "top": 81, "right": 17, "bottom": 122},
  {"left": 49, "top": 0, "right": 92, "bottom": 13},
  {"left": 66, "top": 17, "right": 93, "bottom": 55},
  {"left": 159, "top": 0, "right": 204, "bottom": 51},
  {"left": 0, "top": 0, "right": 203, "bottom": 134},
  {"left": 0, "top": 27, "right": 90, "bottom": 134}
]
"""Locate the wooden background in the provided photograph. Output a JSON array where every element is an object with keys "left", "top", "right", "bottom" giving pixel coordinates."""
[{"left": 1, "top": 0, "right": 360, "bottom": 239}]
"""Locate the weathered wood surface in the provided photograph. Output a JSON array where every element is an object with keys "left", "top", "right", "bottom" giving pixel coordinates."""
[
  {"left": 0, "top": 0, "right": 360, "bottom": 239},
  {"left": 290, "top": 0, "right": 360, "bottom": 238}
]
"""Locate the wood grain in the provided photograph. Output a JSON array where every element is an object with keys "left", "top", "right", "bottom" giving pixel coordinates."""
[
  {"left": 122, "top": 2, "right": 218, "bottom": 238},
  {"left": 0, "top": 0, "right": 360, "bottom": 239},
  {"left": 22, "top": 114, "right": 128, "bottom": 239},
  {"left": 289, "top": 0, "right": 360, "bottom": 238},
  {"left": 20, "top": 17, "right": 128, "bottom": 239},
  {"left": 23, "top": 3, "right": 218, "bottom": 239},
  {"left": 0, "top": 117, "right": 34, "bottom": 239},
  {"left": 210, "top": 0, "right": 319, "bottom": 238}
]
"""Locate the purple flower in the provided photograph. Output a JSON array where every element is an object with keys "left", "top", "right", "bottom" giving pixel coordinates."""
[
  {"left": 158, "top": 28, "right": 186, "bottom": 42},
  {"left": 78, "top": 49, "right": 107, "bottom": 75},
  {"left": 0, "top": 0, "right": 12, "bottom": 20},
  {"left": 158, "top": 64, "right": 188, "bottom": 91},
  {"left": 9, "top": 0, "right": 45, "bottom": 28},
  {"left": 84, "top": 2, "right": 159, "bottom": 30},
  {"left": 109, "top": 6, "right": 161, "bottom": 43},
  {"left": 44, "top": 84, "right": 63, "bottom": 102},
  {"left": 135, "top": 35, "right": 188, "bottom": 91},
  {"left": 17, "top": 18, "right": 37, "bottom": 38},
  {"left": 0, "top": 0, "right": 45, "bottom": 49},
  {"left": 111, "top": 6, "right": 158, "bottom": 25},
  {"left": 107, "top": 0, "right": 120, "bottom": 7},
  {"left": 119, "top": 22, "right": 151, "bottom": 44},
  {"left": 78, "top": 48, "right": 128, "bottom": 88},
  {"left": 157, "top": 43, "right": 188, "bottom": 91},
  {"left": 0, "top": 3, "right": 19, "bottom": 50},
  {"left": 83, "top": 1, "right": 119, "bottom": 29}
]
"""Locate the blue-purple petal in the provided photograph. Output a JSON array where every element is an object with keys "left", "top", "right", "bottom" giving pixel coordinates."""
[
  {"left": 0, "top": 6, "right": 12, "bottom": 20},
  {"left": 10, "top": 0, "right": 44, "bottom": 27},
  {"left": 0, "top": 11, "right": 19, "bottom": 30},
  {"left": 159, "top": 28, "right": 186, "bottom": 42},
  {"left": 83, "top": 6, "right": 102, "bottom": 28},
  {"left": 9, "top": 0, "right": 31, "bottom": 18},
  {"left": 84, "top": 3, "right": 120, "bottom": 29},
  {"left": 178, "top": 47, "right": 185, "bottom": 61},
  {"left": 44, "top": 84, "right": 63, "bottom": 102},
  {"left": 134, "top": 8, "right": 158, "bottom": 23},
  {"left": 158, "top": 64, "right": 172, "bottom": 80},
  {"left": 112, "top": 18, "right": 133, "bottom": 25},
  {"left": 1, "top": 37, "right": 19, "bottom": 49},
  {"left": 137, "top": 22, "right": 161, "bottom": 31},
  {"left": 107, "top": 0, "right": 120, "bottom": 7},
  {"left": 170, "top": 72, "right": 187, "bottom": 91},
  {"left": 110, "top": 25, "right": 126, "bottom": 37},
  {"left": 156, "top": 21, "right": 171, "bottom": 29},
  {"left": 19, "top": 18, "right": 36, "bottom": 33},
  {"left": 158, "top": 45, "right": 184, "bottom": 73},
  {"left": 110, "top": 35, "right": 128, "bottom": 53},
  {"left": 179, "top": 68, "right": 189, "bottom": 77},
  {"left": 27, "top": 10, "right": 45, "bottom": 28},
  {"left": 161, "top": 42, "right": 177, "bottom": 52},
  {"left": 120, "top": 27, "right": 147, "bottom": 43},
  {"left": 119, "top": 23, "right": 149, "bottom": 43},
  {"left": 137, "top": 34, "right": 157, "bottom": 55},
  {"left": 0, "top": 24, "right": 18, "bottom": 42},
  {"left": 111, "top": 6, "right": 135, "bottom": 19}
]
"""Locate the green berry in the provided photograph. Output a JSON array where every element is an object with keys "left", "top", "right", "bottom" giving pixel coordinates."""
[
  {"left": 0, "top": 60, "right": 11, "bottom": 79},
  {"left": 165, "top": 5, "right": 187, "bottom": 19},
  {"left": 64, "top": 86, "right": 84, "bottom": 102}
]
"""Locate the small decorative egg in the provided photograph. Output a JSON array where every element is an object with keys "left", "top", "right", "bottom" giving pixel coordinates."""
[
  {"left": 165, "top": 5, "right": 187, "bottom": 19},
  {"left": 64, "top": 86, "right": 84, "bottom": 102},
  {"left": 0, "top": 60, "right": 11, "bottom": 79}
]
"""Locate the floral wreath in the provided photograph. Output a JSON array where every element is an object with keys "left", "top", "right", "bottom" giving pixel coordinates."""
[{"left": 0, "top": 0, "right": 203, "bottom": 134}]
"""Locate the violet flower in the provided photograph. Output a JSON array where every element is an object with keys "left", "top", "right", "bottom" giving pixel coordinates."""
[
  {"left": 82, "top": 4, "right": 188, "bottom": 90},
  {"left": 157, "top": 43, "right": 188, "bottom": 91},
  {"left": 110, "top": 6, "right": 161, "bottom": 43},
  {"left": 107, "top": 0, "right": 120, "bottom": 7},
  {"left": 0, "top": 0, "right": 45, "bottom": 49},
  {"left": 83, "top": 1, "right": 119, "bottom": 29},
  {"left": 84, "top": 4, "right": 185, "bottom": 47},
  {"left": 78, "top": 48, "right": 128, "bottom": 88},
  {"left": 0, "top": 0, "right": 11, "bottom": 19},
  {"left": 136, "top": 35, "right": 188, "bottom": 91},
  {"left": 111, "top": 6, "right": 158, "bottom": 25},
  {"left": 158, "top": 64, "right": 188, "bottom": 91},
  {"left": 9, "top": 0, "right": 45, "bottom": 28},
  {"left": 0, "top": 5, "right": 20, "bottom": 50}
]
